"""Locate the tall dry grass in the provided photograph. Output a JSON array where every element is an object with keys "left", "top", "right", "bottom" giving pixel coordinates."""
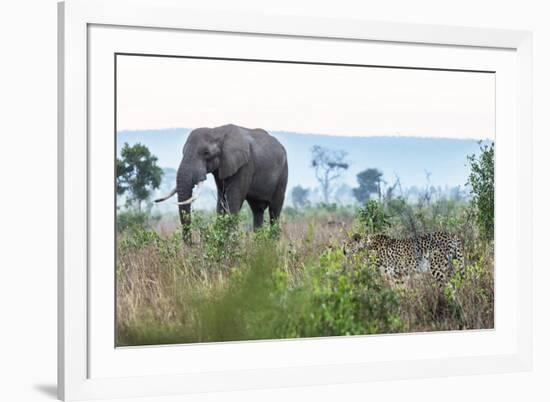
[{"left": 116, "top": 206, "right": 493, "bottom": 346}]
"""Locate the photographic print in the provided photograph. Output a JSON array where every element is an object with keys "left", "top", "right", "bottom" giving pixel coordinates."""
[{"left": 115, "top": 55, "right": 495, "bottom": 347}]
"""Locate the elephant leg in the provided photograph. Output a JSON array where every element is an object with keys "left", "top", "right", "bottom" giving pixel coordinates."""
[
  {"left": 269, "top": 205, "right": 282, "bottom": 225},
  {"left": 221, "top": 183, "right": 246, "bottom": 215},
  {"left": 216, "top": 193, "right": 227, "bottom": 214},
  {"left": 268, "top": 175, "right": 287, "bottom": 225},
  {"left": 214, "top": 178, "right": 245, "bottom": 215},
  {"left": 214, "top": 176, "right": 227, "bottom": 214},
  {"left": 248, "top": 199, "right": 268, "bottom": 229}
]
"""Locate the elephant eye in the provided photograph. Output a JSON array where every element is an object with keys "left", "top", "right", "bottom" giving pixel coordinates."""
[{"left": 203, "top": 149, "right": 209, "bottom": 157}]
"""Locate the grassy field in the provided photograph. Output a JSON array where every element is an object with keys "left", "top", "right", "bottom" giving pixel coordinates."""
[{"left": 115, "top": 199, "right": 494, "bottom": 346}]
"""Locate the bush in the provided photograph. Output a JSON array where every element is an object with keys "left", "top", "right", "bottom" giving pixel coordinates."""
[
  {"left": 357, "top": 200, "right": 390, "bottom": 234},
  {"left": 194, "top": 237, "right": 287, "bottom": 342},
  {"left": 467, "top": 142, "right": 494, "bottom": 241},
  {"left": 444, "top": 259, "right": 494, "bottom": 329},
  {"left": 277, "top": 250, "right": 403, "bottom": 337},
  {"left": 253, "top": 220, "right": 282, "bottom": 242},
  {"left": 188, "top": 242, "right": 405, "bottom": 341},
  {"left": 187, "top": 212, "right": 243, "bottom": 265},
  {"left": 296, "top": 249, "right": 403, "bottom": 336},
  {"left": 317, "top": 202, "right": 340, "bottom": 212},
  {"left": 118, "top": 226, "right": 160, "bottom": 250},
  {"left": 116, "top": 210, "right": 150, "bottom": 233}
]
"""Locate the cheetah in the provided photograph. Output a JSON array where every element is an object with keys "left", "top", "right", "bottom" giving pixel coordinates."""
[{"left": 343, "top": 231, "right": 464, "bottom": 285}]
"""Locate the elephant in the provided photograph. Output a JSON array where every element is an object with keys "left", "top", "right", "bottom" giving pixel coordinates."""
[{"left": 155, "top": 124, "right": 288, "bottom": 239}]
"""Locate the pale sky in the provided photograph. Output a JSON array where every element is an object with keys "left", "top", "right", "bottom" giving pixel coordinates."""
[{"left": 117, "top": 55, "right": 495, "bottom": 140}]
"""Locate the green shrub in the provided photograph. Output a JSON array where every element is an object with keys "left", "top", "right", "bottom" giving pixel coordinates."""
[
  {"left": 444, "top": 259, "right": 494, "bottom": 329},
  {"left": 277, "top": 249, "right": 403, "bottom": 337},
  {"left": 118, "top": 226, "right": 161, "bottom": 250},
  {"left": 467, "top": 142, "right": 494, "bottom": 241},
  {"left": 194, "top": 237, "right": 287, "bottom": 342},
  {"left": 253, "top": 221, "right": 282, "bottom": 242},
  {"left": 116, "top": 210, "right": 150, "bottom": 233},
  {"left": 316, "top": 202, "right": 338, "bottom": 212},
  {"left": 357, "top": 200, "right": 390, "bottom": 234},
  {"left": 312, "top": 249, "right": 402, "bottom": 335},
  {"left": 282, "top": 206, "right": 301, "bottom": 219},
  {"left": 192, "top": 213, "right": 243, "bottom": 264}
]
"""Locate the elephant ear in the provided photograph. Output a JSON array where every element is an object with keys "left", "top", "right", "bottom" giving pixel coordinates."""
[{"left": 219, "top": 127, "right": 251, "bottom": 180}]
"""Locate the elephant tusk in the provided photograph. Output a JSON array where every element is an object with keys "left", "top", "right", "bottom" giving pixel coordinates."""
[
  {"left": 154, "top": 187, "right": 177, "bottom": 203},
  {"left": 175, "top": 182, "right": 203, "bottom": 205},
  {"left": 176, "top": 197, "right": 195, "bottom": 205}
]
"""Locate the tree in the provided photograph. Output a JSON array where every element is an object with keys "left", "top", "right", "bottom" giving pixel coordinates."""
[
  {"left": 310, "top": 145, "right": 349, "bottom": 204},
  {"left": 117, "top": 142, "right": 163, "bottom": 211},
  {"left": 353, "top": 168, "right": 384, "bottom": 204},
  {"left": 291, "top": 185, "right": 310, "bottom": 208},
  {"left": 467, "top": 142, "right": 494, "bottom": 241}
]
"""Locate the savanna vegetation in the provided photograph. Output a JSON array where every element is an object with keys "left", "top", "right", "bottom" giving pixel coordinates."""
[{"left": 115, "top": 142, "right": 494, "bottom": 346}]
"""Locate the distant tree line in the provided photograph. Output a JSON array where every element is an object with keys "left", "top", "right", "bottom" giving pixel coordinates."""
[
  {"left": 115, "top": 140, "right": 493, "bottom": 244},
  {"left": 288, "top": 144, "right": 481, "bottom": 212}
]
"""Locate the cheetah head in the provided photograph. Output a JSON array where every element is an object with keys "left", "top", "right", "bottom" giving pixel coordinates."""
[{"left": 343, "top": 233, "right": 374, "bottom": 255}]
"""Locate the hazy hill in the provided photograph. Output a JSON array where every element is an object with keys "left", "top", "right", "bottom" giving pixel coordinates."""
[{"left": 117, "top": 128, "right": 490, "bottom": 210}]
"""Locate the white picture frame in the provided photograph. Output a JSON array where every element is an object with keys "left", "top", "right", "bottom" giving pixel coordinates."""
[{"left": 58, "top": 0, "right": 533, "bottom": 400}]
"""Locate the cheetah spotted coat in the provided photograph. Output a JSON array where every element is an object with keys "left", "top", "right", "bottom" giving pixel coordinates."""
[{"left": 343, "top": 232, "right": 464, "bottom": 284}]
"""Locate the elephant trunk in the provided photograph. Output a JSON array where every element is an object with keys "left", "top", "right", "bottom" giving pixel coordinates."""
[{"left": 176, "top": 165, "right": 193, "bottom": 242}]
